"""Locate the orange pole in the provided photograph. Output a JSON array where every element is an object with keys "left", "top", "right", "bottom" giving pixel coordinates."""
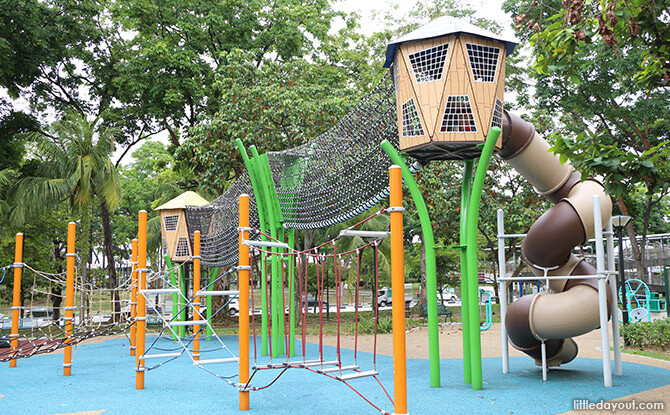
[
  {"left": 136, "top": 210, "right": 147, "bottom": 390},
  {"left": 193, "top": 231, "right": 201, "bottom": 361},
  {"left": 9, "top": 233, "right": 24, "bottom": 368},
  {"left": 130, "top": 239, "right": 138, "bottom": 356},
  {"left": 63, "top": 222, "right": 76, "bottom": 376},
  {"left": 390, "top": 165, "right": 408, "bottom": 414},
  {"left": 238, "top": 194, "right": 250, "bottom": 410}
]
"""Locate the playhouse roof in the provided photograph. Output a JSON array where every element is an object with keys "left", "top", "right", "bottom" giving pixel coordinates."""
[
  {"left": 154, "top": 191, "right": 209, "bottom": 211},
  {"left": 383, "top": 16, "right": 519, "bottom": 68}
]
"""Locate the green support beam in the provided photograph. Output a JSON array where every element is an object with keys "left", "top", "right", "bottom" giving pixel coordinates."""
[
  {"left": 164, "top": 255, "right": 179, "bottom": 340},
  {"left": 380, "top": 140, "right": 440, "bottom": 388},
  {"left": 460, "top": 160, "right": 473, "bottom": 385},
  {"left": 206, "top": 267, "right": 218, "bottom": 336}
]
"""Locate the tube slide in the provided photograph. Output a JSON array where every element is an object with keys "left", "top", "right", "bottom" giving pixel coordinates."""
[{"left": 499, "top": 112, "right": 613, "bottom": 366}]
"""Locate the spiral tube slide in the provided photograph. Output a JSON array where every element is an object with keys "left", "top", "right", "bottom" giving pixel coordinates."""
[{"left": 499, "top": 112, "right": 613, "bottom": 366}]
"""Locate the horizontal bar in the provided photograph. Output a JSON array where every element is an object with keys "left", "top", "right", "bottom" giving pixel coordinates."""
[
  {"left": 336, "top": 370, "right": 379, "bottom": 381},
  {"left": 498, "top": 233, "right": 527, "bottom": 238},
  {"left": 141, "top": 352, "right": 182, "bottom": 359},
  {"left": 243, "top": 240, "right": 290, "bottom": 249},
  {"left": 195, "top": 357, "right": 238, "bottom": 365},
  {"left": 317, "top": 365, "right": 359, "bottom": 374},
  {"left": 196, "top": 290, "right": 239, "bottom": 297},
  {"left": 169, "top": 320, "right": 207, "bottom": 326},
  {"left": 301, "top": 360, "right": 339, "bottom": 368},
  {"left": 339, "top": 230, "right": 389, "bottom": 239},
  {"left": 499, "top": 274, "right": 608, "bottom": 281},
  {"left": 140, "top": 289, "right": 180, "bottom": 294}
]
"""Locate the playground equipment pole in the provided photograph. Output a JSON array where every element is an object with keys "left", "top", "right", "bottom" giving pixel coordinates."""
[
  {"left": 390, "top": 165, "right": 408, "bottom": 414},
  {"left": 193, "top": 231, "right": 201, "bottom": 361},
  {"left": 63, "top": 222, "right": 76, "bottom": 376},
  {"left": 178, "top": 265, "right": 187, "bottom": 338},
  {"left": 206, "top": 267, "right": 218, "bottom": 336},
  {"left": 380, "top": 139, "right": 441, "bottom": 388},
  {"left": 130, "top": 239, "right": 138, "bottom": 356},
  {"left": 665, "top": 267, "right": 669, "bottom": 318},
  {"left": 465, "top": 127, "right": 501, "bottom": 390},
  {"left": 460, "top": 160, "right": 473, "bottom": 384},
  {"left": 9, "top": 232, "right": 23, "bottom": 368},
  {"left": 136, "top": 210, "right": 148, "bottom": 390},
  {"left": 163, "top": 255, "right": 179, "bottom": 340},
  {"left": 235, "top": 139, "right": 269, "bottom": 356},
  {"left": 238, "top": 194, "right": 251, "bottom": 411}
]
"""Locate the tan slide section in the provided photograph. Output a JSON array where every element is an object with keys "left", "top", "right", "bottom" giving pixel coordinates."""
[
  {"left": 528, "top": 253, "right": 582, "bottom": 293},
  {"left": 563, "top": 180, "right": 612, "bottom": 241},
  {"left": 529, "top": 285, "right": 601, "bottom": 341},
  {"left": 504, "top": 131, "right": 573, "bottom": 196}
]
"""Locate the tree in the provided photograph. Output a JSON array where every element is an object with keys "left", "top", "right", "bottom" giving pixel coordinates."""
[
  {"left": 8, "top": 112, "right": 122, "bottom": 317},
  {"left": 503, "top": 0, "right": 670, "bottom": 279}
]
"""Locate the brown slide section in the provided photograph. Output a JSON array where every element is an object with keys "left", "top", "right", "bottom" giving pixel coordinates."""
[{"left": 499, "top": 111, "right": 612, "bottom": 366}]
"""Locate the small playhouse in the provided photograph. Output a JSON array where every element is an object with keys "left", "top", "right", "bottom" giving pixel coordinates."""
[
  {"left": 384, "top": 16, "right": 517, "bottom": 161},
  {"left": 155, "top": 191, "right": 209, "bottom": 263}
]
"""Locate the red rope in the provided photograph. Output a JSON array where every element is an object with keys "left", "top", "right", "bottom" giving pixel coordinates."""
[
  {"left": 333, "top": 241, "right": 341, "bottom": 366},
  {"left": 373, "top": 243, "right": 379, "bottom": 369},
  {"left": 250, "top": 250, "right": 257, "bottom": 362},
  {"left": 354, "top": 249, "right": 361, "bottom": 364},
  {"left": 317, "top": 253, "right": 323, "bottom": 362},
  {"left": 280, "top": 253, "right": 289, "bottom": 355}
]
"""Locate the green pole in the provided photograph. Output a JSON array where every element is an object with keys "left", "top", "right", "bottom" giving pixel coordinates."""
[
  {"left": 206, "top": 267, "right": 218, "bottom": 336},
  {"left": 460, "top": 160, "right": 473, "bottom": 384},
  {"left": 178, "top": 264, "right": 187, "bottom": 338},
  {"left": 235, "top": 140, "right": 270, "bottom": 356},
  {"left": 165, "top": 255, "right": 179, "bottom": 340},
  {"left": 465, "top": 127, "right": 501, "bottom": 390},
  {"left": 288, "top": 228, "right": 296, "bottom": 355},
  {"left": 250, "top": 147, "right": 281, "bottom": 358},
  {"left": 380, "top": 140, "right": 440, "bottom": 388},
  {"left": 664, "top": 267, "right": 669, "bottom": 317}
]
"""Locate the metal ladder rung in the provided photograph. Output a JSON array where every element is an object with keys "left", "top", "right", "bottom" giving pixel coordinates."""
[
  {"left": 141, "top": 352, "right": 182, "bottom": 359},
  {"left": 195, "top": 357, "right": 238, "bottom": 365},
  {"left": 336, "top": 370, "right": 378, "bottom": 381},
  {"left": 196, "top": 290, "right": 239, "bottom": 296},
  {"left": 140, "top": 288, "right": 180, "bottom": 294},
  {"left": 169, "top": 320, "right": 207, "bottom": 327},
  {"left": 253, "top": 363, "right": 289, "bottom": 370},
  {"left": 300, "top": 360, "right": 339, "bottom": 368},
  {"left": 317, "top": 365, "right": 359, "bottom": 374}
]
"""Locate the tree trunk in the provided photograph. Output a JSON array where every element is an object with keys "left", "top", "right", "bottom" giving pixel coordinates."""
[
  {"left": 51, "top": 243, "right": 64, "bottom": 321},
  {"left": 80, "top": 208, "right": 91, "bottom": 323},
  {"left": 99, "top": 198, "right": 120, "bottom": 321},
  {"left": 617, "top": 197, "right": 645, "bottom": 279}
]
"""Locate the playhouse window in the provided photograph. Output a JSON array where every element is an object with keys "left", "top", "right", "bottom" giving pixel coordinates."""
[
  {"left": 491, "top": 98, "right": 503, "bottom": 128},
  {"left": 164, "top": 214, "right": 179, "bottom": 231},
  {"left": 162, "top": 238, "right": 168, "bottom": 254},
  {"left": 440, "top": 95, "right": 478, "bottom": 133},
  {"left": 465, "top": 43, "right": 500, "bottom": 83},
  {"left": 401, "top": 98, "right": 425, "bottom": 137},
  {"left": 175, "top": 237, "right": 190, "bottom": 257},
  {"left": 408, "top": 43, "right": 449, "bottom": 84}
]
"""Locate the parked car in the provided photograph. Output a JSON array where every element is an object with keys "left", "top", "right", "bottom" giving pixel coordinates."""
[{"left": 305, "top": 296, "right": 329, "bottom": 310}]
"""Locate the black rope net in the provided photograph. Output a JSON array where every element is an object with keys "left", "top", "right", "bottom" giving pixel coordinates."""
[{"left": 185, "top": 72, "right": 399, "bottom": 267}]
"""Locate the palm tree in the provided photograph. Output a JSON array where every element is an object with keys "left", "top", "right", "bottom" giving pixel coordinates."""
[{"left": 8, "top": 111, "right": 122, "bottom": 319}]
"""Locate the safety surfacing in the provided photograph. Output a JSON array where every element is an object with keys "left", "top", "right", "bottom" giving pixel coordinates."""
[{"left": 1, "top": 336, "right": 668, "bottom": 414}]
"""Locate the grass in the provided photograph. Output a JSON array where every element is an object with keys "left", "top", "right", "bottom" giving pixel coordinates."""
[{"left": 612, "top": 346, "right": 670, "bottom": 362}]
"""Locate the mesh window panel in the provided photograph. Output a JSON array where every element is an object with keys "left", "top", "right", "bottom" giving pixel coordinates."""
[
  {"left": 162, "top": 238, "right": 168, "bottom": 255},
  {"left": 401, "top": 98, "right": 424, "bottom": 137},
  {"left": 440, "top": 95, "right": 478, "bottom": 133},
  {"left": 408, "top": 43, "right": 449, "bottom": 84},
  {"left": 491, "top": 98, "right": 503, "bottom": 128},
  {"left": 163, "top": 214, "right": 179, "bottom": 231},
  {"left": 465, "top": 43, "right": 500, "bottom": 83},
  {"left": 175, "top": 237, "right": 190, "bottom": 257}
]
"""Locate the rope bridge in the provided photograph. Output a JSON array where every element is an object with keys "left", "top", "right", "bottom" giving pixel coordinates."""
[{"left": 185, "top": 72, "right": 400, "bottom": 267}]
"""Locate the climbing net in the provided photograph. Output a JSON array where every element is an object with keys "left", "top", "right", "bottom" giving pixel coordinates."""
[
  {"left": 137, "top": 262, "right": 242, "bottom": 387},
  {"left": 185, "top": 72, "right": 400, "bottom": 267},
  {"left": 1, "top": 262, "right": 133, "bottom": 362},
  {"left": 236, "top": 209, "right": 395, "bottom": 414}
]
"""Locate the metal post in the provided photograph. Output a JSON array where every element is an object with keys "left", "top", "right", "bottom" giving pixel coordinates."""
[
  {"left": 380, "top": 139, "right": 441, "bottom": 387},
  {"left": 664, "top": 267, "right": 669, "bottom": 318},
  {"left": 136, "top": 210, "right": 148, "bottom": 389},
  {"left": 9, "top": 233, "right": 23, "bottom": 368},
  {"left": 63, "top": 223, "right": 76, "bottom": 376},
  {"left": 389, "top": 166, "right": 407, "bottom": 415},
  {"left": 593, "top": 195, "right": 612, "bottom": 387},
  {"left": 130, "top": 239, "right": 138, "bottom": 355},
  {"left": 606, "top": 220, "right": 622, "bottom": 376},
  {"left": 497, "top": 209, "right": 509, "bottom": 374},
  {"left": 238, "top": 194, "right": 251, "bottom": 411},
  {"left": 193, "top": 231, "right": 201, "bottom": 361},
  {"left": 617, "top": 227, "right": 630, "bottom": 346}
]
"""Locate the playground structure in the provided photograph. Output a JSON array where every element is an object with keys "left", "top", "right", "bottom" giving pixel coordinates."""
[{"left": 4, "top": 15, "right": 670, "bottom": 415}]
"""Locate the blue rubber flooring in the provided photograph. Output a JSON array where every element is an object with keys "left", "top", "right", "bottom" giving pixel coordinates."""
[{"left": 1, "top": 336, "right": 668, "bottom": 414}]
